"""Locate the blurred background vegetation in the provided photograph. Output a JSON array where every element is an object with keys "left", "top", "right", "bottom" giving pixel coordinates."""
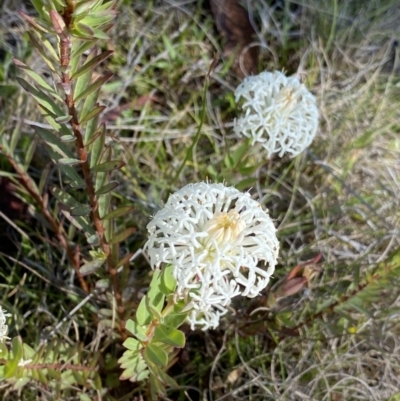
[{"left": 0, "top": 0, "right": 400, "bottom": 400}]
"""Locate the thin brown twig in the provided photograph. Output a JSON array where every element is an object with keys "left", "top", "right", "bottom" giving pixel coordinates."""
[
  {"left": 0, "top": 144, "right": 89, "bottom": 294},
  {"left": 58, "top": 5, "right": 125, "bottom": 336}
]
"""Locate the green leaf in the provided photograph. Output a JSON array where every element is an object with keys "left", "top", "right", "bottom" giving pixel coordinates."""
[
  {"left": 60, "top": 135, "right": 76, "bottom": 142},
  {"left": 58, "top": 158, "right": 82, "bottom": 166},
  {"left": 79, "top": 259, "right": 105, "bottom": 276},
  {"left": 109, "top": 227, "right": 136, "bottom": 245},
  {"left": 126, "top": 320, "right": 148, "bottom": 342},
  {"left": 20, "top": 10, "right": 49, "bottom": 32},
  {"left": 33, "top": 126, "right": 74, "bottom": 158},
  {"left": 136, "top": 270, "right": 165, "bottom": 326},
  {"left": 70, "top": 40, "right": 98, "bottom": 75},
  {"left": 159, "top": 264, "right": 176, "bottom": 294},
  {"left": 224, "top": 153, "right": 234, "bottom": 169},
  {"left": 49, "top": 10, "right": 67, "bottom": 38},
  {"left": 72, "top": 0, "right": 99, "bottom": 16},
  {"left": 13, "top": 58, "right": 63, "bottom": 102},
  {"left": 101, "top": 206, "right": 134, "bottom": 220},
  {"left": 12, "top": 337, "right": 23, "bottom": 361},
  {"left": 70, "top": 205, "right": 92, "bottom": 216},
  {"left": 51, "top": 187, "right": 95, "bottom": 234},
  {"left": 4, "top": 357, "right": 19, "bottom": 379},
  {"left": 91, "top": 160, "right": 125, "bottom": 173},
  {"left": 80, "top": 12, "right": 117, "bottom": 29},
  {"left": 55, "top": 115, "right": 73, "bottom": 124},
  {"left": 163, "top": 313, "right": 187, "bottom": 328},
  {"left": 79, "top": 104, "right": 105, "bottom": 125},
  {"left": 154, "top": 325, "right": 185, "bottom": 348},
  {"left": 37, "top": 105, "right": 71, "bottom": 137},
  {"left": 122, "top": 337, "right": 141, "bottom": 352},
  {"left": 17, "top": 77, "right": 65, "bottom": 117},
  {"left": 95, "top": 278, "right": 109, "bottom": 290},
  {"left": 88, "top": 122, "right": 105, "bottom": 167},
  {"left": 95, "top": 181, "right": 119, "bottom": 195},
  {"left": 0, "top": 342, "right": 8, "bottom": 358},
  {"left": 74, "top": 23, "right": 110, "bottom": 40},
  {"left": 150, "top": 365, "right": 179, "bottom": 388},
  {"left": 73, "top": 48, "right": 97, "bottom": 106},
  {"left": 74, "top": 73, "right": 113, "bottom": 103},
  {"left": 144, "top": 343, "right": 168, "bottom": 367},
  {"left": 70, "top": 50, "right": 113, "bottom": 80}
]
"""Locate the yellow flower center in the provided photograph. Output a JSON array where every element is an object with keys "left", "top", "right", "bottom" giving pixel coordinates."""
[{"left": 203, "top": 210, "right": 245, "bottom": 247}]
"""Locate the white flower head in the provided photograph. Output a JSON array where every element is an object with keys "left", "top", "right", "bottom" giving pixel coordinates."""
[
  {"left": 145, "top": 182, "right": 279, "bottom": 330},
  {"left": 0, "top": 306, "right": 11, "bottom": 342},
  {"left": 233, "top": 70, "right": 319, "bottom": 157}
]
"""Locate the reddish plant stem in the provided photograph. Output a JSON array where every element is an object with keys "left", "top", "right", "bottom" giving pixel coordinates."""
[
  {"left": 0, "top": 145, "right": 89, "bottom": 294},
  {"left": 59, "top": 7, "right": 125, "bottom": 336}
]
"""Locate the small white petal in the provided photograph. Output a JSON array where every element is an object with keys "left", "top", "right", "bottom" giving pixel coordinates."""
[
  {"left": 234, "top": 71, "right": 319, "bottom": 157},
  {"left": 145, "top": 183, "right": 280, "bottom": 330},
  {"left": 0, "top": 306, "right": 11, "bottom": 342}
]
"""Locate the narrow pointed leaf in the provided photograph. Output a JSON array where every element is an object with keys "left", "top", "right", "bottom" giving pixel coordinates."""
[
  {"left": 70, "top": 40, "right": 98, "bottom": 71},
  {"left": 144, "top": 344, "right": 168, "bottom": 368},
  {"left": 13, "top": 59, "right": 63, "bottom": 101},
  {"left": 60, "top": 209, "right": 95, "bottom": 235},
  {"left": 89, "top": 123, "right": 105, "bottom": 166},
  {"left": 109, "top": 227, "right": 136, "bottom": 245},
  {"left": 58, "top": 158, "right": 82, "bottom": 166},
  {"left": 17, "top": 77, "right": 65, "bottom": 117},
  {"left": 94, "top": 148, "right": 111, "bottom": 222},
  {"left": 116, "top": 252, "right": 134, "bottom": 269},
  {"left": 70, "top": 50, "right": 113, "bottom": 80},
  {"left": 49, "top": 10, "right": 67, "bottom": 38},
  {"left": 33, "top": 126, "right": 74, "bottom": 158},
  {"left": 80, "top": 12, "right": 117, "bottom": 28},
  {"left": 151, "top": 365, "right": 179, "bottom": 388},
  {"left": 73, "top": 0, "right": 99, "bottom": 16},
  {"left": 74, "top": 73, "right": 113, "bottom": 103},
  {"left": 79, "top": 105, "right": 105, "bottom": 125},
  {"left": 46, "top": 147, "right": 85, "bottom": 187},
  {"left": 19, "top": 11, "right": 48, "bottom": 33},
  {"left": 91, "top": 160, "right": 125, "bottom": 173},
  {"left": 71, "top": 205, "right": 92, "bottom": 216},
  {"left": 38, "top": 105, "right": 71, "bottom": 137},
  {"left": 154, "top": 325, "right": 185, "bottom": 348},
  {"left": 101, "top": 206, "right": 134, "bottom": 220},
  {"left": 51, "top": 187, "right": 82, "bottom": 208},
  {"left": 85, "top": 128, "right": 103, "bottom": 148},
  {"left": 55, "top": 115, "right": 72, "bottom": 124},
  {"left": 73, "top": 48, "right": 97, "bottom": 106},
  {"left": 60, "top": 135, "right": 76, "bottom": 142},
  {"left": 95, "top": 181, "right": 119, "bottom": 195},
  {"left": 91, "top": 26, "right": 110, "bottom": 40}
]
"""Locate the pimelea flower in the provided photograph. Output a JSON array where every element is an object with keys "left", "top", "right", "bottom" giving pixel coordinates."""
[
  {"left": 233, "top": 70, "right": 319, "bottom": 157},
  {"left": 145, "top": 182, "right": 279, "bottom": 330},
  {"left": 0, "top": 306, "right": 11, "bottom": 342}
]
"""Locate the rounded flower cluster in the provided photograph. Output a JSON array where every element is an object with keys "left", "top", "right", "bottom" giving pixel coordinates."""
[
  {"left": 0, "top": 306, "right": 11, "bottom": 342},
  {"left": 145, "top": 182, "right": 279, "bottom": 330},
  {"left": 233, "top": 71, "right": 319, "bottom": 157}
]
